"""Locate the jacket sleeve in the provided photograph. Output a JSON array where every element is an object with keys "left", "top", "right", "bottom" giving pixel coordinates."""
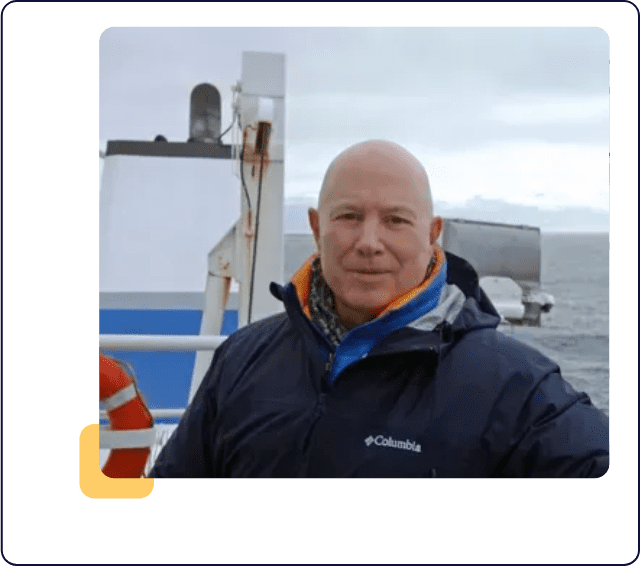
[
  {"left": 147, "top": 346, "right": 224, "bottom": 478},
  {"left": 497, "top": 371, "right": 609, "bottom": 478}
]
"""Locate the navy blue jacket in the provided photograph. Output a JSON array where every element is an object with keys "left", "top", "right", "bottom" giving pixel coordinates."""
[{"left": 149, "top": 252, "right": 609, "bottom": 478}]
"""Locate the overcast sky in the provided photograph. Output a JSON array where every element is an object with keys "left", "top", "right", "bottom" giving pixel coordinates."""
[{"left": 100, "top": 27, "right": 609, "bottom": 223}]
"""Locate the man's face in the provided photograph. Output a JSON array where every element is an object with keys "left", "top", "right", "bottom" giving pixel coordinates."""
[{"left": 309, "top": 146, "right": 443, "bottom": 328}]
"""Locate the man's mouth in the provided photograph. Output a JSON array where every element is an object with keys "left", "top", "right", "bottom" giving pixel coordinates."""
[{"left": 350, "top": 269, "right": 390, "bottom": 275}]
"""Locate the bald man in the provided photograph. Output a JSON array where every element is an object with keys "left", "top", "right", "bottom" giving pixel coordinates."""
[
  {"left": 150, "top": 140, "right": 609, "bottom": 478},
  {"left": 309, "top": 140, "right": 443, "bottom": 330}
]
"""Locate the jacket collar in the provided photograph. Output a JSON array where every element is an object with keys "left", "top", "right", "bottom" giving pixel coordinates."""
[
  {"left": 287, "top": 246, "right": 448, "bottom": 322},
  {"left": 271, "top": 250, "right": 501, "bottom": 383},
  {"left": 271, "top": 249, "right": 501, "bottom": 340}
]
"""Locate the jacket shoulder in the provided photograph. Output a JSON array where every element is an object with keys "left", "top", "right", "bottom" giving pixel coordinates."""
[
  {"left": 451, "top": 327, "right": 560, "bottom": 379},
  {"left": 217, "top": 311, "right": 290, "bottom": 358},
  {"left": 208, "top": 311, "right": 293, "bottom": 386},
  {"left": 454, "top": 329, "right": 608, "bottom": 477}
]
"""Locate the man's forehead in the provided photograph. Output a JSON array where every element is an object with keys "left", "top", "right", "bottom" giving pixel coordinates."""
[
  {"left": 320, "top": 164, "right": 431, "bottom": 212},
  {"left": 325, "top": 170, "right": 427, "bottom": 194}
]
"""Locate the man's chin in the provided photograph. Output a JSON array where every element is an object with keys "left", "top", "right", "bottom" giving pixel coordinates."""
[{"left": 339, "top": 297, "right": 391, "bottom": 322}]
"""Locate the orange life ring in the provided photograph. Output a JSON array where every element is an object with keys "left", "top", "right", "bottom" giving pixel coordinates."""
[{"left": 99, "top": 353, "right": 154, "bottom": 478}]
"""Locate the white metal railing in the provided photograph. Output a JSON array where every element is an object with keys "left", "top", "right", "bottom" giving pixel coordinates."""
[
  {"left": 100, "top": 334, "right": 226, "bottom": 351},
  {"left": 100, "top": 408, "right": 186, "bottom": 420},
  {"left": 99, "top": 333, "right": 227, "bottom": 471}
]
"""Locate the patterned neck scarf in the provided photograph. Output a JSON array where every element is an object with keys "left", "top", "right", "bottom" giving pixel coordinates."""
[{"left": 308, "top": 255, "right": 437, "bottom": 347}]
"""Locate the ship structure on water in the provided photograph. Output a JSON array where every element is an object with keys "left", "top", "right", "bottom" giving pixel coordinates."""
[{"left": 99, "top": 51, "right": 554, "bottom": 475}]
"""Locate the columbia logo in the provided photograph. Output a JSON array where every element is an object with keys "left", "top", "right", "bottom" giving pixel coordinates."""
[{"left": 364, "top": 434, "right": 422, "bottom": 453}]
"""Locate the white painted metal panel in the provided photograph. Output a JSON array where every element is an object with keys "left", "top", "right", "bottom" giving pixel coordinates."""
[{"left": 100, "top": 155, "right": 240, "bottom": 292}]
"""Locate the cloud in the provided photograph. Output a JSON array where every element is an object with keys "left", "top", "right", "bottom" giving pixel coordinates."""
[
  {"left": 424, "top": 142, "right": 609, "bottom": 208},
  {"left": 284, "top": 140, "right": 609, "bottom": 210},
  {"left": 489, "top": 95, "right": 609, "bottom": 125}
]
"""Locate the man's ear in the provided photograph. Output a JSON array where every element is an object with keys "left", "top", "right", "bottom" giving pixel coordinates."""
[
  {"left": 429, "top": 216, "right": 444, "bottom": 245},
  {"left": 308, "top": 208, "right": 321, "bottom": 250}
]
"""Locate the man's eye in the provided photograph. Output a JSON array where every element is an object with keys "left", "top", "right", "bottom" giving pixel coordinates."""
[
  {"left": 338, "top": 213, "right": 410, "bottom": 224},
  {"left": 338, "top": 213, "right": 359, "bottom": 220}
]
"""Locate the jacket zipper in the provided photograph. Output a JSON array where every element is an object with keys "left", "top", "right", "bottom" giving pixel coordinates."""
[{"left": 325, "top": 352, "right": 335, "bottom": 377}]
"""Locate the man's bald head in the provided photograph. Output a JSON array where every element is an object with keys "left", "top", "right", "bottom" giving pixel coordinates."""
[
  {"left": 318, "top": 140, "right": 434, "bottom": 217},
  {"left": 308, "top": 139, "right": 444, "bottom": 328}
]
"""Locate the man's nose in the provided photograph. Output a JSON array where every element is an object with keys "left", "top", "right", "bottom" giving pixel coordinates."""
[{"left": 354, "top": 218, "right": 384, "bottom": 255}]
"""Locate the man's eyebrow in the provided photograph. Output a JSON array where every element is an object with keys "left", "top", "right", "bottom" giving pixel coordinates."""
[{"left": 328, "top": 204, "right": 418, "bottom": 220}]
